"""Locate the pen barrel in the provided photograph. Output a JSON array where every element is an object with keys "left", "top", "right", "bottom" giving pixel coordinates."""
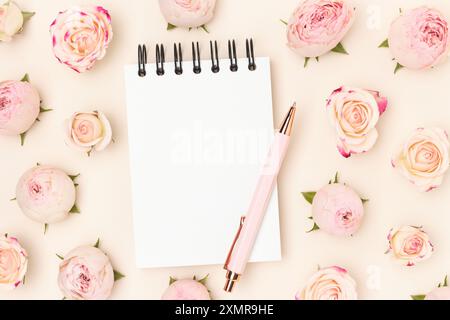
[{"left": 226, "top": 132, "right": 290, "bottom": 274}]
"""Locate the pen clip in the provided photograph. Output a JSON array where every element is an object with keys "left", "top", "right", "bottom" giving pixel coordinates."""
[{"left": 224, "top": 216, "right": 246, "bottom": 269}]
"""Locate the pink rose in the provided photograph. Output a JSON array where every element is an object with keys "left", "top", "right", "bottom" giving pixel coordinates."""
[
  {"left": 0, "top": 234, "right": 28, "bottom": 290},
  {"left": 0, "top": 80, "right": 40, "bottom": 136},
  {"left": 161, "top": 277, "right": 210, "bottom": 300},
  {"left": 287, "top": 0, "right": 355, "bottom": 57},
  {"left": 392, "top": 127, "right": 449, "bottom": 192},
  {"left": 58, "top": 246, "right": 114, "bottom": 300},
  {"left": 16, "top": 165, "right": 76, "bottom": 224},
  {"left": 386, "top": 226, "right": 433, "bottom": 267},
  {"left": 159, "top": 0, "right": 216, "bottom": 28},
  {"left": 296, "top": 266, "right": 357, "bottom": 300},
  {"left": 388, "top": 7, "right": 450, "bottom": 70},
  {"left": 50, "top": 6, "right": 113, "bottom": 73},
  {"left": 64, "top": 111, "right": 112, "bottom": 154},
  {"left": 311, "top": 183, "right": 364, "bottom": 236},
  {"left": 425, "top": 287, "right": 450, "bottom": 300},
  {"left": 327, "top": 86, "right": 387, "bottom": 158}
]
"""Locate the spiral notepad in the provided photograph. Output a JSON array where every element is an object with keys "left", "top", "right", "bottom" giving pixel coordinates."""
[{"left": 124, "top": 39, "right": 281, "bottom": 268}]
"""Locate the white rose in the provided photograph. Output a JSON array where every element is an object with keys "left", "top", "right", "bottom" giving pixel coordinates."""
[
  {"left": 64, "top": 111, "right": 112, "bottom": 154},
  {"left": 392, "top": 127, "right": 450, "bottom": 192},
  {"left": 0, "top": 1, "right": 23, "bottom": 42},
  {"left": 159, "top": 0, "right": 216, "bottom": 28},
  {"left": 386, "top": 226, "right": 434, "bottom": 267},
  {"left": 0, "top": 234, "right": 28, "bottom": 290},
  {"left": 327, "top": 86, "right": 388, "bottom": 157},
  {"left": 296, "top": 266, "right": 357, "bottom": 300}
]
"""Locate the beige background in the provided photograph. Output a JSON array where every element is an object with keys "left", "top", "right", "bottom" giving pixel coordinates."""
[{"left": 1, "top": 0, "right": 450, "bottom": 300}]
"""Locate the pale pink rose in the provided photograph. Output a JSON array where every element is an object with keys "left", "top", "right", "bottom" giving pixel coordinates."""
[
  {"left": 388, "top": 7, "right": 450, "bottom": 70},
  {"left": 386, "top": 226, "right": 433, "bottom": 267},
  {"left": 392, "top": 127, "right": 450, "bottom": 192},
  {"left": 50, "top": 6, "right": 113, "bottom": 73},
  {"left": 287, "top": 0, "right": 355, "bottom": 57},
  {"left": 425, "top": 287, "right": 450, "bottom": 300},
  {"left": 0, "top": 234, "right": 28, "bottom": 291},
  {"left": 0, "top": 80, "right": 40, "bottom": 136},
  {"left": 312, "top": 183, "right": 364, "bottom": 237},
  {"left": 161, "top": 279, "right": 210, "bottom": 300},
  {"left": 64, "top": 111, "right": 112, "bottom": 153},
  {"left": 0, "top": 1, "right": 24, "bottom": 42},
  {"left": 16, "top": 165, "right": 76, "bottom": 224},
  {"left": 296, "top": 266, "right": 357, "bottom": 300},
  {"left": 327, "top": 86, "right": 388, "bottom": 158},
  {"left": 159, "top": 0, "right": 216, "bottom": 28},
  {"left": 58, "top": 246, "right": 114, "bottom": 300}
]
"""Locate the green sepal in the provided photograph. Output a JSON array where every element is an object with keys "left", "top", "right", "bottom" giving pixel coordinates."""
[
  {"left": 394, "top": 63, "right": 404, "bottom": 74},
  {"left": 44, "top": 223, "right": 48, "bottom": 234},
  {"left": 22, "top": 12, "right": 35, "bottom": 23},
  {"left": 280, "top": 19, "right": 288, "bottom": 26},
  {"left": 304, "top": 57, "right": 310, "bottom": 68},
  {"left": 169, "top": 276, "right": 177, "bottom": 285},
  {"left": 307, "top": 222, "right": 320, "bottom": 233},
  {"left": 330, "top": 42, "right": 348, "bottom": 55},
  {"left": 20, "top": 132, "right": 26, "bottom": 146},
  {"left": 69, "top": 204, "right": 80, "bottom": 214},
  {"left": 378, "top": 39, "right": 389, "bottom": 48},
  {"left": 197, "top": 274, "right": 209, "bottom": 286},
  {"left": 68, "top": 174, "right": 79, "bottom": 182},
  {"left": 411, "top": 294, "right": 426, "bottom": 300},
  {"left": 20, "top": 74, "right": 29, "bottom": 82},
  {"left": 301, "top": 192, "right": 316, "bottom": 204},
  {"left": 114, "top": 270, "right": 125, "bottom": 281},
  {"left": 200, "top": 24, "right": 209, "bottom": 33},
  {"left": 56, "top": 253, "right": 64, "bottom": 260},
  {"left": 39, "top": 106, "right": 53, "bottom": 113},
  {"left": 93, "top": 238, "right": 100, "bottom": 248},
  {"left": 167, "top": 23, "right": 177, "bottom": 30}
]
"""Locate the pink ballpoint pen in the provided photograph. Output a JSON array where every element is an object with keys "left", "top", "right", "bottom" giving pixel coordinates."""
[{"left": 224, "top": 104, "right": 297, "bottom": 292}]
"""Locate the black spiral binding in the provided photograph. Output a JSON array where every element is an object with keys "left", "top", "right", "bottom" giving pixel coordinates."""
[{"left": 137, "top": 39, "right": 256, "bottom": 76}]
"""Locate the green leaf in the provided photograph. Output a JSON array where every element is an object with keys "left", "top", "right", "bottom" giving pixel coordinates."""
[
  {"left": 378, "top": 39, "right": 389, "bottom": 48},
  {"left": 113, "top": 270, "right": 125, "bottom": 281},
  {"left": 68, "top": 174, "right": 79, "bottom": 181},
  {"left": 20, "top": 132, "right": 26, "bottom": 146},
  {"left": 20, "top": 74, "right": 29, "bottom": 82},
  {"left": 44, "top": 223, "right": 48, "bottom": 235},
  {"left": 22, "top": 11, "right": 35, "bottom": 23},
  {"left": 304, "top": 57, "right": 310, "bottom": 68},
  {"left": 330, "top": 42, "right": 348, "bottom": 55},
  {"left": 301, "top": 192, "right": 316, "bottom": 204},
  {"left": 93, "top": 238, "right": 100, "bottom": 248},
  {"left": 56, "top": 253, "right": 64, "bottom": 260},
  {"left": 200, "top": 24, "right": 209, "bottom": 33},
  {"left": 333, "top": 172, "right": 339, "bottom": 184},
  {"left": 167, "top": 23, "right": 177, "bottom": 30},
  {"left": 69, "top": 204, "right": 80, "bottom": 214},
  {"left": 411, "top": 294, "right": 426, "bottom": 300},
  {"left": 197, "top": 274, "right": 209, "bottom": 286},
  {"left": 394, "top": 62, "right": 404, "bottom": 74},
  {"left": 39, "top": 106, "right": 53, "bottom": 113},
  {"left": 169, "top": 276, "right": 177, "bottom": 285},
  {"left": 307, "top": 222, "right": 320, "bottom": 233},
  {"left": 280, "top": 19, "right": 288, "bottom": 26}
]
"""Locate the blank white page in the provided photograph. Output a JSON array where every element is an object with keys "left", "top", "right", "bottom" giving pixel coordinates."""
[{"left": 124, "top": 57, "right": 281, "bottom": 268}]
